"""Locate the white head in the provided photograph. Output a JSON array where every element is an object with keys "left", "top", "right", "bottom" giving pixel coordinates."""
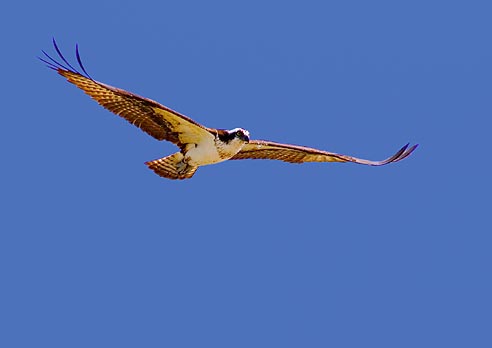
[{"left": 229, "top": 128, "right": 250, "bottom": 143}]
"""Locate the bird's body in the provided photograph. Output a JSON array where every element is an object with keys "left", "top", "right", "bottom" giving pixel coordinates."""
[
  {"left": 185, "top": 139, "right": 223, "bottom": 166},
  {"left": 149, "top": 128, "right": 250, "bottom": 179},
  {"left": 185, "top": 128, "right": 250, "bottom": 166},
  {"left": 40, "top": 39, "right": 418, "bottom": 180}
]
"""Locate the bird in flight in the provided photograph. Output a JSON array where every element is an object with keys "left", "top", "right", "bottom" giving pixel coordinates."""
[{"left": 40, "top": 39, "right": 418, "bottom": 180}]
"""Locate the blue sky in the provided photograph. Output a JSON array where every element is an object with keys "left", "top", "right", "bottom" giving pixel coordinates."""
[{"left": 1, "top": 0, "right": 491, "bottom": 347}]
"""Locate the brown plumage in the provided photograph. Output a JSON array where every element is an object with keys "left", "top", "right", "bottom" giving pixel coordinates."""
[
  {"left": 40, "top": 39, "right": 418, "bottom": 180},
  {"left": 231, "top": 140, "right": 417, "bottom": 165}
]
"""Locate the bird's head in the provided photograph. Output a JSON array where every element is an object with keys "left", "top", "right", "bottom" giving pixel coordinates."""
[
  {"left": 217, "top": 128, "right": 250, "bottom": 144},
  {"left": 232, "top": 128, "right": 250, "bottom": 143}
]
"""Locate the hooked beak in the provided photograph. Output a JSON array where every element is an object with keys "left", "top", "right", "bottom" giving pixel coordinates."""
[{"left": 242, "top": 131, "right": 250, "bottom": 143}]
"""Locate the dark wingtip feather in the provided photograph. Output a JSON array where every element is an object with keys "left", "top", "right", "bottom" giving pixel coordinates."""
[
  {"left": 37, "top": 55, "right": 59, "bottom": 70},
  {"left": 395, "top": 143, "right": 419, "bottom": 162},
  {"left": 346, "top": 142, "right": 416, "bottom": 166},
  {"left": 394, "top": 143, "right": 410, "bottom": 161},
  {"left": 75, "top": 43, "right": 92, "bottom": 79},
  {"left": 381, "top": 143, "right": 409, "bottom": 165},
  {"left": 52, "top": 38, "right": 81, "bottom": 74},
  {"left": 40, "top": 48, "right": 70, "bottom": 71},
  {"left": 40, "top": 37, "right": 94, "bottom": 81}
]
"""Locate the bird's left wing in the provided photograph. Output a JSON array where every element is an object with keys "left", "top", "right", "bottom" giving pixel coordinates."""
[
  {"left": 231, "top": 140, "right": 418, "bottom": 165},
  {"left": 39, "top": 39, "right": 215, "bottom": 148}
]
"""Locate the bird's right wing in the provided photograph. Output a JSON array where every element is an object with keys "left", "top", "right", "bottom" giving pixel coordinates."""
[{"left": 231, "top": 140, "right": 418, "bottom": 165}]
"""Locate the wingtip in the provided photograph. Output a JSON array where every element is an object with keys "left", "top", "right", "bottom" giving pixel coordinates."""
[
  {"left": 376, "top": 142, "right": 418, "bottom": 166},
  {"left": 75, "top": 42, "right": 92, "bottom": 79},
  {"left": 394, "top": 142, "right": 419, "bottom": 163},
  {"left": 408, "top": 143, "right": 419, "bottom": 155},
  {"left": 40, "top": 37, "right": 90, "bottom": 77}
]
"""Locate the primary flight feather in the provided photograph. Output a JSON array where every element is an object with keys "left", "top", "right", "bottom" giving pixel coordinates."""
[{"left": 40, "top": 39, "right": 418, "bottom": 180}]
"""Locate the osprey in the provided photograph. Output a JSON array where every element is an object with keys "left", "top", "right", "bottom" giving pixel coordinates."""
[{"left": 40, "top": 39, "right": 418, "bottom": 180}]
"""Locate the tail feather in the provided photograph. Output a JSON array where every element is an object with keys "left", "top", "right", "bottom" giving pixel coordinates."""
[{"left": 145, "top": 153, "right": 198, "bottom": 180}]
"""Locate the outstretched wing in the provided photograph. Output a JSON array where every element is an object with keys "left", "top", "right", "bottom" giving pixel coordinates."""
[
  {"left": 39, "top": 39, "right": 215, "bottom": 148},
  {"left": 231, "top": 140, "right": 418, "bottom": 165}
]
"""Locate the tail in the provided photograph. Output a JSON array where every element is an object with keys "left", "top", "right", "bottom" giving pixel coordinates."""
[{"left": 145, "top": 153, "right": 198, "bottom": 180}]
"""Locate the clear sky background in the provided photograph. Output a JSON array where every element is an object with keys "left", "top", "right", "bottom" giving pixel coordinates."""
[{"left": 1, "top": 1, "right": 491, "bottom": 347}]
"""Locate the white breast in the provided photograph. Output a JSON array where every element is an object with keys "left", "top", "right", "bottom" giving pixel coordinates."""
[{"left": 185, "top": 137, "right": 246, "bottom": 166}]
